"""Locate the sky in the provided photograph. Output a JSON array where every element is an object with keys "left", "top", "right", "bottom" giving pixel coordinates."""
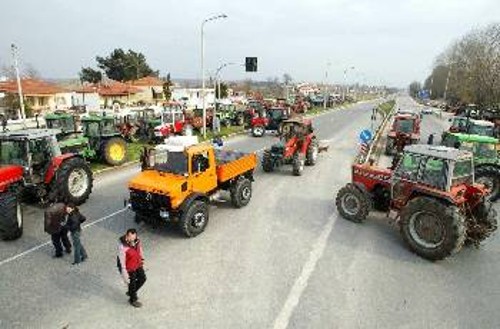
[{"left": 0, "top": 0, "right": 499, "bottom": 87}]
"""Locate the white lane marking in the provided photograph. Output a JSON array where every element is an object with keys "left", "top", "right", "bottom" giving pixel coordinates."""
[
  {"left": 273, "top": 214, "right": 335, "bottom": 329},
  {"left": 0, "top": 208, "right": 127, "bottom": 268}
]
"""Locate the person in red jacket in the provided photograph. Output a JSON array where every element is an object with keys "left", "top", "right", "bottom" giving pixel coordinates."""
[{"left": 118, "top": 228, "right": 146, "bottom": 308}]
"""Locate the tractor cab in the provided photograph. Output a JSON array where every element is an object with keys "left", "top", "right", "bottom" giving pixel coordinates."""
[
  {"left": 45, "top": 113, "right": 78, "bottom": 136},
  {"left": 468, "top": 119, "right": 496, "bottom": 137},
  {"left": 81, "top": 115, "right": 128, "bottom": 166},
  {"left": 153, "top": 103, "right": 188, "bottom": 140},
  {"left": 391, "top": 145, "right": 475, "bottom": 209},
  {"left": 0, "top": 129, "right": 62, "bottom": 184},
  {"left": 280, "top": 118, "right": 313, "bottom": 142}
]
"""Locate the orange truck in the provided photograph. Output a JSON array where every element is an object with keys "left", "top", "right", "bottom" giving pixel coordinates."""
[{"left": 128, "top": 139, "right": 257, "bottom": 237}]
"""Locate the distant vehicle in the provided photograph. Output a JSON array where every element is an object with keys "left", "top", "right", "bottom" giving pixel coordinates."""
[{"left": 421, "top": 108, "right": 433, "bottom": 115}]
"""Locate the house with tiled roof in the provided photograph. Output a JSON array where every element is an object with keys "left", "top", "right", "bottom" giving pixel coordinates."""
[
  {"left": 130, "top": 76, "right": 166, "bottom": 104},
  {"left": 0, "top": 78, "right": 73, "bottom": 117}
]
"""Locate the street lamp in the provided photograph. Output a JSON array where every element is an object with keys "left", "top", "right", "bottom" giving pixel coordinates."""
[
  {"left": 201, "top": 13, "right": 228, "bottom": 138},
  {"left": 11, "top": 44, "right": 26, "bottom": 126},
  {"left": 343, "top": 66, "right": 355, "bottom": 102},
  {"left": 323, "top": 61, "right": 331, "bottom": 109}
]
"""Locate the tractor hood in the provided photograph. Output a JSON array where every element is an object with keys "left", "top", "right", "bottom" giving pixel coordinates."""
[
  {"left": 128, "top": 170, "right": 186, "bottom": 196},
  {"left": 0, "top": 165, "right": 24, "bottom": 193}
]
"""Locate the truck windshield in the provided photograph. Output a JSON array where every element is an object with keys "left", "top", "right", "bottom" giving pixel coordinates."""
[
  {"left": 154, "top": 151, "right": 188, "bottom": 175},
  {"left": 0, "top": 140, "right": 27, "bottom": 166},
  {"left": 452, "top": 159, "right": 473, "bottom": 186}
]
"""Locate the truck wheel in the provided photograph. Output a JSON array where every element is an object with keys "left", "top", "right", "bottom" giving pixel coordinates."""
[
  {"left": 335, "top": 183, "right": 370, "bottom": 223},
  {"left": 179, "top": 200, "right": 209, "bottom": 238},
  {"left": 103, "top": 137, "right": 128, "bottom": 166},
  {"left": 400, "top": 197, "right": 466, "bottom": 261},
  {"left": 475, "top": 166, "right": 500, "bottom": 201},
  {"left": 0, "top": 191, "right": 23, "bottom": 241},
  {"left": 230, "top": 178, "right": 252, "bottom": 208},
  {"left": 305, "top": 140, "right": 319, "bottom": 166},
  {"left": 52, "top": 157, "right": 93, "bottom": 205},
  {"left": 252, "top": 125, "right": 265, "bottom": 137},
  {"left": 292, "top": 153, "right": 305, "bottom": 176},
  {"left": 262, "top": 150, "right": 274, "bottom": 172}
]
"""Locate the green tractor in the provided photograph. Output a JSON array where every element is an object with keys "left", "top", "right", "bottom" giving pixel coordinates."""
[
  {"left": 45, "top": 113, "right": 128, "bottom": 166},
  {"left": 133, "top": 108, "right": 162, "bottom": 141},
  {"left": 80, "top": 115, "right": 128, "bottom": 166},
  {"left": 442, "top": 133, "right": 499, "bottom": 201}
]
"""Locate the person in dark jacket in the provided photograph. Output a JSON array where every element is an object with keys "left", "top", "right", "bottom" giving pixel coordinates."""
[
  {"left": 65, "top": 203, "right": 88, "bottom": 265},
  {"left": 44, "top": 203, "right": 72, "bottom": 258},
  {"left": 118, "top": 228, "right": 146, "bottom": 308}
]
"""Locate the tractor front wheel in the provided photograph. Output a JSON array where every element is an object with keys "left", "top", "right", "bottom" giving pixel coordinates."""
[
  {"left": 335, "top": 183, "right": 371, "bottom": 223},
  {"left": 52, "top": 157, "right": 93, "bottom": 205},
  {"left": 179, "top": 200, "right": 209, "bottom": 238},
  {"left": 400, "top": 197, "right": 465, "bottom": 261},
  {"left": 0, "top": 191, "right": 23, "bottom": 241},
  {"left": 103, "top": 137, "right": 128, "bottom": 166},
  {"left": 292, "top": 153, "right": 305, "bottom": 176},
  {"left": 305, "top": 140, "right": 319, "bottom": 166},
  {"left": 252, "top": 125, "right": 265, "bottom": 137},
  {"left": 475, "top": 166, "right": 500, "bottom": 201}
]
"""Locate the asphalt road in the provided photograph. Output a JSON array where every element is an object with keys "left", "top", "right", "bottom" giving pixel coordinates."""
[{"left": 0, "top": 97, "right": 498, "bottom": 329}]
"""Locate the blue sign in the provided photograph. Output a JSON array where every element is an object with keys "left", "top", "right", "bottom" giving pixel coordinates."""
[
  {"left": 359, "top": 129, "right": 373, "bottom": 143},
  {"left": 418, "top": 89, "right": 430, "bottom": 100}
]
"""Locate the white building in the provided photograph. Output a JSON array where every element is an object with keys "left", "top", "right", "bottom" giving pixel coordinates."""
[{"left": 172, "top": 88, "right": 216, "bottom": 109}]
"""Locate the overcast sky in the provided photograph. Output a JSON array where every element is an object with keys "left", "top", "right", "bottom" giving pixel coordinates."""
[{"left": 0, "top": 0, "right": 498, "bottom": 87}]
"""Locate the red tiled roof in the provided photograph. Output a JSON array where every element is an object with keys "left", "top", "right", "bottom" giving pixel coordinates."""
[
  {"left": 98, "top": 81, "right": 140, "bottom": 96},
  {"left": 0, "top": 78, "right": 67, "bottom": 95},
  {"left": 131, "top": 76, "right": 164, "bottom": 87},
  {"left": 71, "top": 81, "right": 140, "bottom": 96}
]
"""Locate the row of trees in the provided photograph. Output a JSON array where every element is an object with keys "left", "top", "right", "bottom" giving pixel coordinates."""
[{"left": 417, "top": 23, "right": 500, "bottom": 106}]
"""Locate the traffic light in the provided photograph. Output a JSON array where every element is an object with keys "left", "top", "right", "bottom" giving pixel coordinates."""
[{"left": 245, "top": 57, "right": 257, "bottom": 72}]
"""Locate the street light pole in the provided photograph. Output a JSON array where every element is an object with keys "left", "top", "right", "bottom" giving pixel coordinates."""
[
  {"left": 343, "top": 66, "right": 355, "bottom": 102},
  {"left": 323, "top": 62, "right": 331, "bottom": 110},
  {"left": 443, "top": 65, "right": 452, "bottom": 101},
  {"left": 201, "top": 13, "right": 227, "bottom": 139},
  {"left": 11, "top": 44, "right": 26, "bottom": 125}
]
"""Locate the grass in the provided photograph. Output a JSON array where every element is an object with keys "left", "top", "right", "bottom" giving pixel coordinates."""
[
  {"left": 197, "top": 125, "right": 245, "bottom": 142},
  {"left": 377, "top": 100, "right": 396, "bottom": 117}
]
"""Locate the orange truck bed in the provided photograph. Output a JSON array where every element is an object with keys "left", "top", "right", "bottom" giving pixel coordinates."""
[{"left": 215, "top": 150, "right": 257, "bottom": 183}]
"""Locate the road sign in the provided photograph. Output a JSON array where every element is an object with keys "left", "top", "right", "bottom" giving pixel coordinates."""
[
  {"left": 245, "top": 57, "right": 257, "bottom": 72},
  {"left": 359, "top": 129, "right": 373, "bottom": 143}
]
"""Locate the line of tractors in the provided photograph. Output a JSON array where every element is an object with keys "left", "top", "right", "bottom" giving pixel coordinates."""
[{"left": 1, "top": 100, "right": 497, "bottom": 263}]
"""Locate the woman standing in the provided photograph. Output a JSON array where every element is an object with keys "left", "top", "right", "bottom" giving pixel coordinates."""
[{"left": 66, "top": 203, "right": 88, "bottom": 265}]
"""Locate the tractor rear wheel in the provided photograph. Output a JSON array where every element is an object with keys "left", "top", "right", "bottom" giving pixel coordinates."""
[
  {"left": 335, "top": 183, "right": 371, "bottom": 223},
  {"left": 52, "top": 157, "right": 93, "bottom": 205},
  {"left": 475, "top": 166, "right": 500, "bottom": 201},
  {"left": 465, "top": 199, "right": 498, "bottom": 246},
  {"left": 400, "top": 197, "right": 465, "bottom": 261},
  {"left": 252, "top": 125, "right": 265, "bottom": 137},
  {"left": 262, "top": 150, "right": 274, "bottom": 172},
  {"left": 305, "top": 140, "right": 319, "bottom": 166},
  {"left": 179, "top": 200, "right": 209, "bottom": 238},
  {"left": 292, "top": 153, "right": 305, "bottom": 176},
  {"left": 103, "top": 137, "right": 128, "bottom": 166},
  {"left": 0, "top": 191, "right": 23, "bottom": 241},
  {"left": 230, "top": 178, "right": 252, "bottom": 208}
]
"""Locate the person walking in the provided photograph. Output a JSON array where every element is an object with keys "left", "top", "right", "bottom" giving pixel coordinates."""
[
  {"left": 117, "top": 228, "right": 146, "bottom": 308},
  {"left": 44, "top": 202, "right": 72, "bottom": 258},
  {"left": 66, "top": 203, "right": 88, "bottom": 265}
]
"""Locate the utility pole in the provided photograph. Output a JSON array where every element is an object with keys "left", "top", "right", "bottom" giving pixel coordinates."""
[{"left": 11, "top": 44, "right": 26, "bottom": 125}]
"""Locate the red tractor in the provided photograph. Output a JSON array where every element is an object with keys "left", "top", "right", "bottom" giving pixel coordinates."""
[
  {"left": 251, "top": 107, "right": 289, "bottom": 137},
  {"left": 261, "top": 119, "right": 319, "bottom": 175},
  {"left": 385, "top": 113, "right": 421, "bottom": 155},
  {"left": 0, "top": 129, "right": 94, "bottom": 240},
  {"left": 153, "top": 103, "right": 192, "bottom": 142},
  {"left": 336, "top": 145, "right": 497, "bottom": 260}
]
